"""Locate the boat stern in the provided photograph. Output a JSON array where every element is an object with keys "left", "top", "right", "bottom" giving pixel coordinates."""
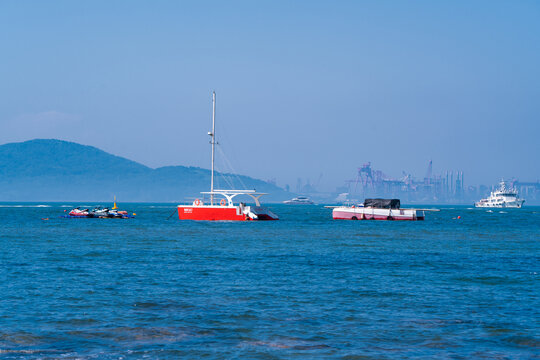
[{"left": 245, "top": 206, "right": 279, "bottom": 220}]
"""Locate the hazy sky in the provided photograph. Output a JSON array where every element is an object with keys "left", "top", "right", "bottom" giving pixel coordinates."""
[{"left": 1, "top": 0, "right": 539, "bottom": 191}]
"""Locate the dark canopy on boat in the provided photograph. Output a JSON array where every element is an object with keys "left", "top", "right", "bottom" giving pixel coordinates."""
[{"left": 363, "top": 198, "right": 400, "bottom": 209}]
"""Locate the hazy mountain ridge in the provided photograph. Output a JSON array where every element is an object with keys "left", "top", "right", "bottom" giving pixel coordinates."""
[{"left": 0, "top": 139, "right": 290, "bottom": 202}]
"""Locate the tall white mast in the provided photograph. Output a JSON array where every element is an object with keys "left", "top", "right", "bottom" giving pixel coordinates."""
[{"left": 210, "top": 91, "right": 216, "bottom": 205}]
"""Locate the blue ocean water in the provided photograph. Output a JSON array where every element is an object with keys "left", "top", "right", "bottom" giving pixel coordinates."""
[{"left": 0, "top": 203, "right": 538, "bottom": 359}]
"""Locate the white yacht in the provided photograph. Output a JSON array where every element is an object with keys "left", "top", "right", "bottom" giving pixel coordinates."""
[
  {"left": 283, "top": 196, "right": 315, "bottom": 205},
  {"left": 475, "top": 180, "right": 525, "bottom": 208}
]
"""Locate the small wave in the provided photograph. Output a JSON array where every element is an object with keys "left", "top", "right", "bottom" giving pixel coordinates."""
[
  {"left": 244, "top": 340, "right": 331, "bottom": 350},
  {"left": 504, "top": 335, "right": 540, "bottom": 348},
  {"left": 0, "top": 349, "right": 61, "bottom": 354},
  {"left": 486, "top": 210, "right": 493, "bottom": 213},
  {"left": 499, "top": 211, "right": 508, "bottom": 214},
  {"left": 0, "top": 205, "right": 51, "bottom": 208}
]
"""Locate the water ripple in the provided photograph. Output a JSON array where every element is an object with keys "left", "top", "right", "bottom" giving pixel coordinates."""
[{"left": 0, "top": 204, "right": 538, "bottom": 358}]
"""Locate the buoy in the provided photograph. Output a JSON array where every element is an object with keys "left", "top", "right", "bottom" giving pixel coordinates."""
[
  {"left": 457, "top": 216, "right": 461, "bottom": 219},
  {"left": 112, "top": 195, "right": 118, "bottom": 210}
]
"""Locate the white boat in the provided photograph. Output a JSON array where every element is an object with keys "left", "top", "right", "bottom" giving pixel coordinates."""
[
  {"left": 283, "top": 196, "right": 314, "bottom": 205},
  {"left": 475, "top": 180, "right": 525, "bottom": 208}
]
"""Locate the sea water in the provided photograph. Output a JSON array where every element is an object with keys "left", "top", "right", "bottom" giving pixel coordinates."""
[{"left": 0, "top": 204, "right": 538, "bottom": 359}]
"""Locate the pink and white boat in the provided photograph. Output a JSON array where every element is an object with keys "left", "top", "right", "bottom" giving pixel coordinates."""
[
  {"left": 68, "top": 207, "right": 90, "bottom": 217},
  {"left": 330, "top": 199, "right": 436, "bottom": 221}
]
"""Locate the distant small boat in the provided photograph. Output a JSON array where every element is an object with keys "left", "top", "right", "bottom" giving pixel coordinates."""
[
  {"left": 328, "top": 198, "right": 438, "bottom": 221},
  {"left": 283, "top": 196, "right": 314, "bottom": 205},
  {"left": 475, "top": 180, "right": 524, "bottom": 208}
]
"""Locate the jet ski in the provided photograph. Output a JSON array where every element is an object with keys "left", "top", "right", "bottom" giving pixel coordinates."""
[
  {"left": 68, "top": 207, "right": 91, "bottom": 217},
  {"left": 91, "top": 207, "right": 112, "bottom": 218},
  {"left": 107, "top": 209, "right": 124, "bottom": 218},
  {"left": 63, "top": 200, "right": 135, "bottom": 219}
]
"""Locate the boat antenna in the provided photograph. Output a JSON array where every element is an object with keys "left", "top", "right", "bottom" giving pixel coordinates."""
[{"left": 209, "top": 91, "right": 216, "bottom": 205}]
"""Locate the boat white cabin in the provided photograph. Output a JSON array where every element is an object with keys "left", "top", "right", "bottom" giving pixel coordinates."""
[{"left": 283, "top": 196, "right": 315, "bottom": 205}]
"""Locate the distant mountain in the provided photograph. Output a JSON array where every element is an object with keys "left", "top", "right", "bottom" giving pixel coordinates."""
[{"left": 0, "top": 139, "right": 290, "bottom": 202}]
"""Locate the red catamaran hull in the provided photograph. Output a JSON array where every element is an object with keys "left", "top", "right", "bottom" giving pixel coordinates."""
[
  {"left": 177, "top": 205, "right": 278, "bottom": 221},
  {"left": 178, "top": 206, "right": 247, "bottom": 221}
]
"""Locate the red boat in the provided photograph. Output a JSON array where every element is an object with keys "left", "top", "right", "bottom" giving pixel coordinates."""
[
  {"left": 177, "top": 92, "right": 278, "bottom": 221},
  {"left": 178, "top": 190, "right": 278, "bottom": 221}
]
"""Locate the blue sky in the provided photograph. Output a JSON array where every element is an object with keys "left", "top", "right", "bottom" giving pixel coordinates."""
[{"left": 1, "top": 1, "right": 539, "bottom": 190}]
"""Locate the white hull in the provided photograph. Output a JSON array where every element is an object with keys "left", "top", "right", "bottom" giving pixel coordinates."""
[
  {"left": 475, "top": 200, "right": 524, "bottom": 208},
  {"left": 333, "top": 206, "right": 425, "bottom": 221}
]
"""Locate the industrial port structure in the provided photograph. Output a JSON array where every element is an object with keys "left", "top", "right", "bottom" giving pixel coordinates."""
[
  {"left": 290, "top": 160, "right": 539, "bottom": 204},
  {"left": 339, "top": 161, "right": 539, "bottom": 204}
]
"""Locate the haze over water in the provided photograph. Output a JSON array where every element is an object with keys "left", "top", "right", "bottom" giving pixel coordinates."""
[
  {"left": 1, "top": 204, "right": 538, "bottom": 358},
  {"left": 1, "top": 2, "right": 539, "bottom": 359},
  {"left": 1, "top": 1, "right": 539, "bottom": 189}
]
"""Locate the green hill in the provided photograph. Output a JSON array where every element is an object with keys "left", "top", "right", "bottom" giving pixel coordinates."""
[{"left": 0, "top": 139, "right": 290, "bottom": 202}]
